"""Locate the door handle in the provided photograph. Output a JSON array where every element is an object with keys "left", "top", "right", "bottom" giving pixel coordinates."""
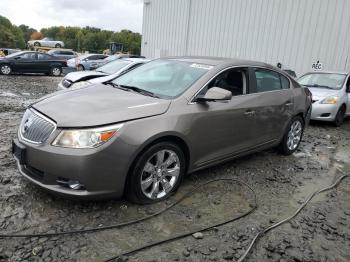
[
  {"left": 244, "top": 110, "right": 256, "bottom": 116},
  {"left": 285, "top": 101, "right": 294, "bottom": 106}
]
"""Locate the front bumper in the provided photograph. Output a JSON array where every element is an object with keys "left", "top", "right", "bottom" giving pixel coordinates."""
[
  {"left": 12, "top": 133, "right": 136, "bottom": 200},
  {"left": 310, "top": 102, "right": 339, "bottom": 122}
]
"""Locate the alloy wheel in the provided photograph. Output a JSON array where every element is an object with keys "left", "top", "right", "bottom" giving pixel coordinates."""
[
  {"left": 0, "top": 65, "right": 11, "bottom": 75},
  {"left": 140, "top": 149, "right": 180, "bottom": 200},
  {"left": 52, "top": 67, "right": 61, "bottom": 76},
  {"left": 287, "top": 120, "right": 303, "bottom": 150}
]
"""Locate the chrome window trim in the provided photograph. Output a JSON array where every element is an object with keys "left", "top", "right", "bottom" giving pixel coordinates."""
[
  {"left": 189, "top": 65, "right": 292, "bottom": 105},
  {"left": 19, "top": 108, "right": 57, "bottom": 145}
]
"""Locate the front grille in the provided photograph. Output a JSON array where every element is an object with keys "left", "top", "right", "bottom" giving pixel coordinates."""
[
  {"left": 20, "top": 109, "right": 56, "bottom": 144},
  {"left": 62, "top": 79, "right": 72, "bottom": 88}
]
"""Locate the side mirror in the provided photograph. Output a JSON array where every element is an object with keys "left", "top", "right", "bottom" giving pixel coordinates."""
[
  {"left": 196, "top": 87, "right": 232, "bottom": 102},
  {"left": 14, "top": 57, "right": 21, "bottom": 60}
]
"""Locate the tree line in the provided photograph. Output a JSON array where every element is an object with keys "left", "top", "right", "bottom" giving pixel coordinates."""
[{"left": 0, "top": 15, "right": 142, "bottom": 54}]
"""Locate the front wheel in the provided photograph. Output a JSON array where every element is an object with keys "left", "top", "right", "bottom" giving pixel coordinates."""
[
  {"left": 0, "top": 64, "right": 12, "bottom": 75},
  {"left": 55, "top": 43, "right": 62, "bottom": 48},
  {"left": 50, "top": 66, "right": 62, "bottom": 76},
  {"left": 126, "top": 142, "right": 186, "bottom": 204},
  {"left": 279, "top": 116, "right": 304, "bottom": 155},
  {"left": 34, "top": 42, "right": 40, "bottom": 47},
  {"left": 334, "top": 106, "right": 346, "bottom": 127},
  {"left": 77, "top": 64, "right": 84, "bottom": 71}
]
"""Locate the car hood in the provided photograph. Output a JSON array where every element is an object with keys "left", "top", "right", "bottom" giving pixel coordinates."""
[
  {"left": 65, "top": 71, "right": 108, "bottom": 82},
  {"left": 32, "top": 84, "right": 171, "bottom": 127},
  {"left": 308, "top": 87, "right": 341, "bottom": 100}
]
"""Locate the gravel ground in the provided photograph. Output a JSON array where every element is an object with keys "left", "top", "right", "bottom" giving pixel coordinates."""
[{"left": 0, "top": 75, "right": 349, "bottom": 262}]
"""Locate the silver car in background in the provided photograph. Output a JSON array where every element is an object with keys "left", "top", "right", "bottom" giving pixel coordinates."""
[
  {"left": 28, "top": 38, "right": 65, "bottom": 48},
  {"left": 66, "top": 54, "right": 109, "bottom": 71},
  {"left": 299, "top": 72, "right": 350, "bottom": 126},
  {"left": 58, "top": 58, "right": 149, "bottom": 89}
]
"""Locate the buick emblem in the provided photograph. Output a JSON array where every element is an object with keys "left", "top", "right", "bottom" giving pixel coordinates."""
[{"left": 22, "top": 117, "right": 33, "bottom": 134}]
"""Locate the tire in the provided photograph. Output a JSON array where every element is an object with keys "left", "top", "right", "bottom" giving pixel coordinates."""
[
  {"left": 34, "top": 42, "right": 40, "bottom": 47},
  {"left": 0, "top": 64, "right": 12, "bottom": 75},
  {"left": 77, "top": 64, "right": 84, "bottom": 71},
  {"left": 279, "top": 116, "right": 304, "bottom": 155},
  {"left": 50, "top": 66, "right": 62, "bottom": 76},
  {"left": 55, "top": 43, "right": 62, "bottom": 48},
  {"left": 334, "top": 106, "right": 346, "bottom": 127},
  {"left": 126, "top": 142, "right": 186, "bottom": 204}
]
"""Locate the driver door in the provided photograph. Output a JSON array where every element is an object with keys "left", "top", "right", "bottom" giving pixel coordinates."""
[
  {"left": 15, "top": 53, "right": 37, "bottom": 72},
  {"left": 188, "top": 67, "right": 262, "bottom": 167}
]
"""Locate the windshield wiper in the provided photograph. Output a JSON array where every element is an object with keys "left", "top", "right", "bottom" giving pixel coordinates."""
[
  {"left": 119, "top": 85, "right": 160, "bottom": 98},
  {"left": 105, "top": 83, "right": 160, "bottom": 98},
  {"left": 303, "top": 84, "right": 334, "bottom": 89}
]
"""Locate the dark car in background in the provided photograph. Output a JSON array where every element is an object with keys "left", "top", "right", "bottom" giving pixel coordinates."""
[
  {"left": 47, "top": 50, "right": 78, "bottom": 60},
  {"left": 0, "top": 51, "right": 66, "bottom": 76},
  {"left": 13, "top": 57, "right": 312, "bottom": 203}
]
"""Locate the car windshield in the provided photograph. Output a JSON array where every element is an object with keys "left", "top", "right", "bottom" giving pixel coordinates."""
[
  {"left": 298, "top": 73, "right": 346, "bottom": 90},
  {"left": 96, "top": 59, "right": 132, "bottom": 74},
  {"left": 111, "top": 60, "right": 210, "bottom": 99}
]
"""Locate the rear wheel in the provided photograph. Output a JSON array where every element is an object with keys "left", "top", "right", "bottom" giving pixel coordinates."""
[
  {"left": 334, "top": 106, "right": 346, "bottom": 127},
  {"left": 126, "top": 142, "right": 186, "bottom": 204},
  {"left": 34, "top": 42, "right": 40, "bottom": 47},
  {"left": 51, "top": 66, "right": 62, "bottom": 76},
  {"left": 55, "top": 43, "right": 62, "bottom": 48},
  {"left": 77, "top": 64, "right": 84, "bottom": 71},
  {"left": 279, "top": 116, "right": 304, "bottom": 155},
  {"left": 0, "top": 64, "right": 12, "bottom": 75}
]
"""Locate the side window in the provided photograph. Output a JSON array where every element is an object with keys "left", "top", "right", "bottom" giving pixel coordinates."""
[
  {"left": 38, "top": 54, "right": 51, "bottom": 60},
  {"left": 205, "top": 68, "right": 247, "bottom": 96},
  {"left": 20, "top": 53, "right": 36, "bottom": 59},
  {"left": 97, "top": 55, "right": 107, "bottom": 60},
  {"left": 254, "top": 69, "right": 286, "bottom": 93},
  {"left": 86, "top": 55, "right": 97, "bottom": 60},
  {"left": 280, "top": 75, "right": 290, "bottom": 89}
]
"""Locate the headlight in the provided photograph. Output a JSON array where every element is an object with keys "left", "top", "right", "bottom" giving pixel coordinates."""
[
  {"left": 52, "top": 123, "right": 124, "bottom": 148},
  {"left": 70, "top": 81, "right": 91, "bottom": 89},
  {"left": 320, "top": 96, "right": 339, "bottom": 104}
]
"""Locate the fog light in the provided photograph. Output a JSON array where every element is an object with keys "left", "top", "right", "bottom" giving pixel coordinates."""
[{"left": 68, "top": 180, "right": 84, "bottom": 190}]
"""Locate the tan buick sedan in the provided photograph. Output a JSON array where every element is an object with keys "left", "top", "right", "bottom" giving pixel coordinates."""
[{"left": 13, "top": 57, "right": 312, "bottom": 204}]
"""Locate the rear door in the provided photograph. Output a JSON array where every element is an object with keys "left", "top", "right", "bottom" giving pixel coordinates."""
[
  {"left": 248, "top": 67, "right": 294, "bottom": 142},
  {"left": 37, "top": 53, "right": 54, "bottom": 72}
]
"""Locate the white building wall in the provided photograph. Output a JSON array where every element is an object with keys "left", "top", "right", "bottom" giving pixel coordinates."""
[{"left": 141, "top": 0, "right": 350, "bottom": 76}]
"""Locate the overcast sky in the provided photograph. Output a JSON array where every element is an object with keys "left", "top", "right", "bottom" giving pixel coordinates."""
[{"left": 1, "top": 0, "right": 143, "bottom": 32}]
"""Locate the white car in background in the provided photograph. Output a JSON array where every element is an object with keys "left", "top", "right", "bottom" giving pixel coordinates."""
[
  {"left": 298, "top": 72, "right": 350, "bottom": 126},
  {"left": 58, "top": 58, "right": 149, "bottom": 89},
  {"left": 28, "top": 37, "right": 65, "bottom": 48}
]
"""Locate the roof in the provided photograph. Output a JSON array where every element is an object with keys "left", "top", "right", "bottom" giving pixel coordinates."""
[
  {"left": 301, "top": 71, "right": 349, "bottom": 76},
  {"left": 123, "top": 58, "right": 150, "bottom": 63},
  {"left": 163, "top": 56, "right": 274, "bottom": 68}
]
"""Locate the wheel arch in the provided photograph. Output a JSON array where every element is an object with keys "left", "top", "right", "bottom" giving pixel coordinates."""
[{"left": 123, "top": 132, "right": 191, "bottom": 195}]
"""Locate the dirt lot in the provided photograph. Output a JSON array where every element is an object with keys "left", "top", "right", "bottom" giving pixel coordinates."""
[{"left": 0, "top": 75, "right": 349, "bottom": 262}]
